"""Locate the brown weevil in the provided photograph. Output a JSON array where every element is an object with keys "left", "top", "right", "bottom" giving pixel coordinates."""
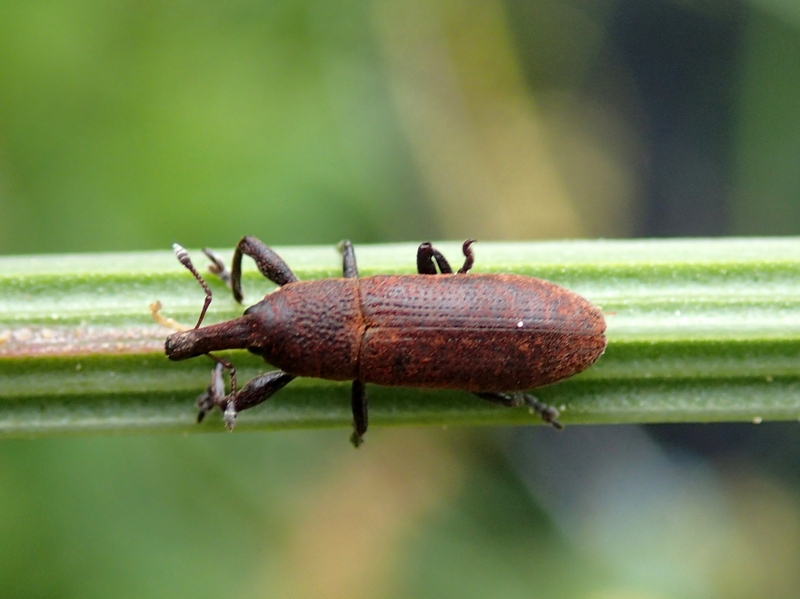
[{"left": 163, "top": 238, "right": 606, "bottom": 446}]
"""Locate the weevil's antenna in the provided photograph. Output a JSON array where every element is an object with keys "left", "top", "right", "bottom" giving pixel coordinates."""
[{"left": 173, "top": 243, "right": 213, "bottom": 329}]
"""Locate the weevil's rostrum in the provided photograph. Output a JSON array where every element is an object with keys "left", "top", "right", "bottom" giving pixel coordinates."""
[{"left": 164, "top": 238, "right": 607, "bottom": 446}]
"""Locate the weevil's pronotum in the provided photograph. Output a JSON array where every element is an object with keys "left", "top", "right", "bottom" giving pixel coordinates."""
[{"left": 162, "top": 238, "right": 606, "bottom": 446}]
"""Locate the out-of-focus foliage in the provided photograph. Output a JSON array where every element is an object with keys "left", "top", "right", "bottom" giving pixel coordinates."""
[{"left": 1, "top": 0, "right": 800, "bottom": 598}]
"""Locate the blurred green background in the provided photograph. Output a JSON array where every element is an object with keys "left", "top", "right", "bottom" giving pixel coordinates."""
[{"left": 2, "top": 1, "right": 800, "bottom": 597}]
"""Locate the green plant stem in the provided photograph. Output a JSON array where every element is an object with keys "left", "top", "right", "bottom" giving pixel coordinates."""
[{"left": 2, "top": 238, "right": 800, "bottom": 437}]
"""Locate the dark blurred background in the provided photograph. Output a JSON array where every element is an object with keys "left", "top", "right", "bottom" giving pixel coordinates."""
[{"left": 2, "top": 1, "right": 800, "bottom": 597}]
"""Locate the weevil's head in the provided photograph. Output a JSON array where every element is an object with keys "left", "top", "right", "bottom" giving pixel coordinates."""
[{"left": 165, "top": 313, "right": 270, "bottom": 360}]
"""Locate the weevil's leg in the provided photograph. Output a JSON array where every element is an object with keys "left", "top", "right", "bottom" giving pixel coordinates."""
[
  {"left": 196, "top": 362, "right": 226, "bottom": 423},
  {"left": 350, "top": 380, "right": 368, "bottom": 448},
  {"left": 202, "top": 248, "right": 232, "bottom": 288},
  {"left": 195, "top": 353, "right": 239, "bottom": 421},
  {"left": 231, "top": 236, "right": 299, "bottom": 303},
  {"left": 338, "top": 240, "right": 359, "bottom": 279},
  {"left": 416, "top": 242, "right": 453, "bottom": 275},
  {"left": 173, "top": 244, "right": 214, "bottom": 329},
  {"left": 221, "top": 369, "right": 296, "bottom": 431},
  {"left": 456, "top": 239, "right": 476, "bottom": 274},
  {"left": 521, "top": 394, "right": 563, "bottom": 430},
  {"left": 474, "top": 392, "right": 563, "bottom": 430}
]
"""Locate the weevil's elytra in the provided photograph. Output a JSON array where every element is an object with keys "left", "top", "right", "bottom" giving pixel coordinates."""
[{"left": 164, "top": 238, "right": 607, "bottom": 447}]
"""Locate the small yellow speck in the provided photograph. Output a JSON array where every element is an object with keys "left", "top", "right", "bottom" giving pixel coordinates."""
[
  {"left": 150, "top": 301, "right": 191, "bottom": 331},
  {"left": 752, "top": 416, "right": 763, "bottom": 424}
]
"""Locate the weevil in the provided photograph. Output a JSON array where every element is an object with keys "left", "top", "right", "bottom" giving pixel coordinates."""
[{"left": 163, "top": 238, "right": 606, "bottom": 446}]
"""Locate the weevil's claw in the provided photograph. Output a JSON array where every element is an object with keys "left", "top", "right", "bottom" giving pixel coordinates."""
[
  {"left": 350, "top": 431, "right": 364, "bottom": 448},
  {"left": 522, "top": 394, "right": 564, "bottom": 430}
]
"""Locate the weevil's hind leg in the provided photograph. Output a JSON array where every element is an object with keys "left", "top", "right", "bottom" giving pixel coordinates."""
[
  {"left": 230, "top": 236, "right": 299, "bottom": 303},
  {"left": 338, "top": 240, "right": 359, "bottom": 279},
  {"left": 474, "top": 392, "right": 563, "bottom": 430},
  {"left": 457, "top": 239, "right": 476, "bottom": 274},
  {"left": 221, "top": 369, "right": 296, "bottom": 431},
  {"left": 521, "top": 394, "right": 563, "bottom": 430},
  {"left": 417, "top": 242, "right": 453, "bottom": 274},
  {"left": 350, "top": 380, "right": 368, "bottom": 448}
]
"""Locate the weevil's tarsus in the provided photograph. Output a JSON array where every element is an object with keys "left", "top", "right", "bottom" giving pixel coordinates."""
[
  {"left": 149, "top": 301, "right": 191, "bottom": 332},
  {"left": 202, "top": 248, "right": 232, "bottom": 288},
  {"left": 173, "top": 243, "right": 214, "bottom": 329},
  {"left": 475, "top": 391, "right": 562, "bottom": 429},
  {"left": 223, "top": 400, "right": 238, "bottom": 431},
  {"left": 522, "top": 394, "right": 563, "bottom": 430}
]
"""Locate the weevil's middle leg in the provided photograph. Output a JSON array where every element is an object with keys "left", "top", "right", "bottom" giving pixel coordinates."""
[
  {"left": 475, "top": 392, "right": 563, "bottom": 430},
  {"left": 350, "top": 380, "right": 368, "bottom": 448},
  {"left": 230, "top": 236, "right": 299, "bottom": 303},
  {"left": 338, "top": 240, "right": 359, "bottom": 279}
]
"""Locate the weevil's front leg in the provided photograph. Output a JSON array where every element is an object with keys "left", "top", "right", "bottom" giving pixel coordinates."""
[
  {"left": 220, "top": 369, "right": 297, "bottom": 430},
  {"left": 350, "top": 380, "right": 368, "bottom": 448},
  {"left": 339, "top": 242, "right": 368, "bottom": 448},
  {"left": 475, "top": 392, "right": 563, "bottom": 430},
  {"left": 229, "top": 236, "right": 299, "bottom": 303},
  {"left": 338, "top": 240, "right": 359, "bottom": 279}
]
